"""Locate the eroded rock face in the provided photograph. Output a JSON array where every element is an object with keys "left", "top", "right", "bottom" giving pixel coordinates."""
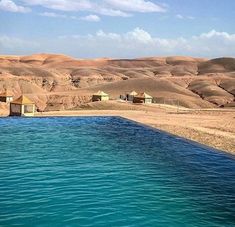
[
  {"left": 0, "top": 54, "right": 234, "bottom": 111},
  {"left": 44, "top": 94, "right": 91, "bottom": 111}
]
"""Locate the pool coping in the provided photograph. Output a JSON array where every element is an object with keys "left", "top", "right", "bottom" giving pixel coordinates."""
[
  {"left": 3, "top": 115, "right": 235, "bottom": 159},
  {"left": 116, "top": 116, "right": 235, "bottom": 159}
]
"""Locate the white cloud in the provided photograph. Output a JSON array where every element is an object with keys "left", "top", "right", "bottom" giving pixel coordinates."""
[
  {"left": 196, "top": 30, "right": 235, "bottom": 40},
  {"left": 187, "top": 16, "right": 195, "bottom": 20},
  {"left": 80, "top": 14, "right": 100, "bottom": 22},
  {"left": 190, "top": 30, "right": 235, "bottom": 54},
  {"left": 104, "top": 0, "right": 166, "bottom": 13},
  {"left": 1, "top": 29, "right": 235, "bottom": 58},
  {"left": 0, "top": 35, "right": 39, "bottom": 54},
  {"left": 39, "top": 12, "right": 100, "bottom": 21},
  {"left": 22, "top": 0, "right": 165, "bottom": 17},
  {"left": 53, "top": 29, "right": 235, "bottom": 58},
  {"left": 96, "top": 30, "right": 121, "bottom": 39},
  {"left": 125, "top": 27, "right": 153, "bottom": 43},
  {"left": 24, "top": 0, "right": 92, "bottom": 12},
  {"left": 176, "top": 14, "right": 183, "bottom": 19},
  {"left": 95, "top": 7, "right": 131, "bottom": 17},
  {"left": 176, "top": 14, "right": 195, "bottom": 20},
  {"left": 0, "top": 0, "right": 31, "bottom": 13},
  {"left": 39, "top": 12, "right": 66, "bottom": 18}
]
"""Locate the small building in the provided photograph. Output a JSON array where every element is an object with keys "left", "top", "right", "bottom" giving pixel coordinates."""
[
  {"left": 0, "top": 90, "right": 13, "bottom": 103},
  {"left": 126, "top": 90, "right": 138, "bottom": 101},
  {"left": 133, "top": 92, "right": 153, "bottom": 104},
  {"left": 10, "top": 95, "right": 35, "bottom": 117},
  {"left": 92, "top": 91, "right": 109, "bottom": 102}
]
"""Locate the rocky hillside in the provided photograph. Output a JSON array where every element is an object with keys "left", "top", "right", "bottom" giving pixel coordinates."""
[{"left": 0, "top": 54, "right": 234, "bottom": 111}]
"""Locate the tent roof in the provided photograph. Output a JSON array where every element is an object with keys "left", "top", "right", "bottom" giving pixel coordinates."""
[
  {"left": 11, "top": 95, "right": 35, "bottom": 105},
  {"left": 135, "top": 92, "right": 152, "bottom": 99},
  {"left": 128, "top": 91, "right": 138, "bottom": 96},
  {"left": 0, "top": 90, "right": 13, "bottom": 97},
  {"left": 93, "top": 90, "right": 108, "bottom": 96}
]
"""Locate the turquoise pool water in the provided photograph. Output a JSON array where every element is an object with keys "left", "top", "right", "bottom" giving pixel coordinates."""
[{"left": 0, "top": 117, "right": 234, "bottom": 226}]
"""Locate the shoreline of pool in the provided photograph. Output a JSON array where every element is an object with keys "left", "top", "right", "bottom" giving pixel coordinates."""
[
  {"left": 35, "top": 110, "right": 235, "bottom": 155},
  {"left": 1, "top": 109, "right": 234, "bottom": 155}
]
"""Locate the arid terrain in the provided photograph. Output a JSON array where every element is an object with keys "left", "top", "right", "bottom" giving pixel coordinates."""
[
  {"left": 0, "top": 53, "right": 234, "bottom": 111},
  {"left": 0, "top": 53, "right": 234, "bottom": 154}
]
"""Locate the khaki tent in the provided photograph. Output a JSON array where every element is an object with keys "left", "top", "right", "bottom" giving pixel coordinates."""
[
  {"left": 133, "top": 92, "right": 152, "bottom": 104},
  {"left": 92, "top": 91, "right": 109, "bottom": 102},
  {"left": 0, "top": 90, "right": 13, "bottom": 103},
  {"left": 126, "top": 91, "right": 138, "bottom": 101},
  {"left": 10, "top": 95, "right": 35, "bottom": 116}
]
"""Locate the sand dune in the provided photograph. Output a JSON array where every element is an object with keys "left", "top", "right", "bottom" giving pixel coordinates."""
[
  {"left": 188, "top": 79, "right": 234, "bottom": 105},
  {"left": 198, "top": 58, "right": 235, "bottom": 74},
  {"left": 0, "top": 53, "right": 234, "bottom": 111}
]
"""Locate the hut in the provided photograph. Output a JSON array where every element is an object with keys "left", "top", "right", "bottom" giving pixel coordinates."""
[
  {"left": 0, "top": 90, "right": 13, "bottom": 103},
  {"left": 10, "top": 95, "right": 35, "bottom": 116},
  {"left": 126, "top": 90, "right": 138, "bottom": 101},
  {"left": 92, "top": 91, "right": 109, "bottom": 102},
  {"left": 133, "top": 92, "right": 153, "bottom": 104}
]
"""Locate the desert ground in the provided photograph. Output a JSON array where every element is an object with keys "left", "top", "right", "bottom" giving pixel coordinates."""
[
  {"left": 0, "top": 54, "right": 234, "bottom": 155},
  {"left": 0, "top": 54, "right": 234, "bottom": 111}
]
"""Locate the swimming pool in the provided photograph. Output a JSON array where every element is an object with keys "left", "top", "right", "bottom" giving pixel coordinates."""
[{"left": 0, "top": 117, "right": 234, "bottom": 226}]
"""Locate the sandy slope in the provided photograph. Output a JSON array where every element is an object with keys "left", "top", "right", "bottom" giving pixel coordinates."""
[
  {"left": 0, "top": 53, "right": 234, "bottom": 111},
  {"left": 1, "top": 54, "right": 234, "bottom": 154}
]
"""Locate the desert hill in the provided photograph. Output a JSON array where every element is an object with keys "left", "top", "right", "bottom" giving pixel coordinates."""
[{"left": 0, "top": 53, "right": 234, "bottom": 111}]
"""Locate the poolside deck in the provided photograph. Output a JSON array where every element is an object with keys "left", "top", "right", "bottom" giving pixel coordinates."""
[{"left": 34, "top": 109, "right": 235, "bottom": 155}]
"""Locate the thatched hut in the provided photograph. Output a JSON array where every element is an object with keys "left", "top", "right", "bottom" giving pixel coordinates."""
[
  {"left": 92, "top": 91, "right": 109, "bottom": 102},
  {"left": 126, "top": 91, "right": 138, "bottom": 101},
  {"left": 133, "top": 92, "right": 153, "bottom": 104},
  {"left": 10, "top": 95, "right": 35, "bottom": 116},
  {"left": 0, "top": 90, "right": 13, "bottom": 103}
]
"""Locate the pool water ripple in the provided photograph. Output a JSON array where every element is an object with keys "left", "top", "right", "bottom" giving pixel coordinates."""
[{"left": 0, "top": 117, "right": 235, "bottom": 226}]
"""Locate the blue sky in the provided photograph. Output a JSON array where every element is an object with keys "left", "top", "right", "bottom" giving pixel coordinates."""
[{"left": 0, "top": 0, "right": 235, "bottom": 58}]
